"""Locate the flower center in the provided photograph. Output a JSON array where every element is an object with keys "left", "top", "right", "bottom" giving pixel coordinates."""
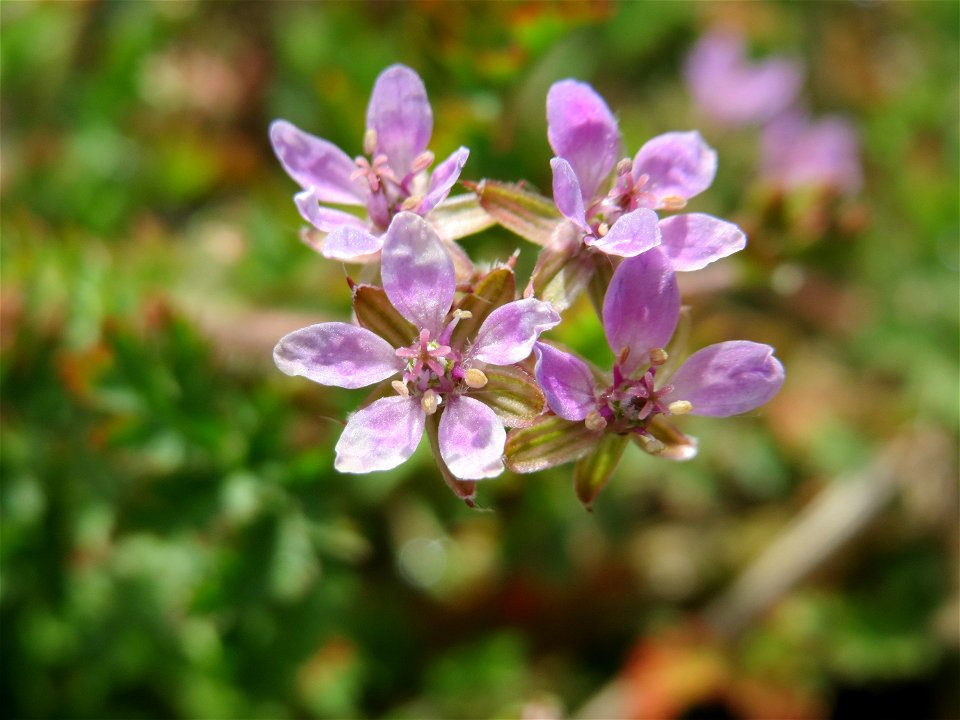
[
  {"left": 588, "top": 348, "right": 691, "bottom": 437},
  {"left": 392, "top": 312, "right": 485, "bottom": 414}
]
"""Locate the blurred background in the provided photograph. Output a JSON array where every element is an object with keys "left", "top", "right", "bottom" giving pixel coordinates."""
[{"left": 1, "top": 2, "right": 957, "bottom": 718}]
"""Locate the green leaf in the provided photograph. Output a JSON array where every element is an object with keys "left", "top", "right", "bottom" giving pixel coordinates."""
[
  {"left": 425, "top": 411, "right": 478, "bottom": 506},
  {"left": 352, "top": 284, "right": 416, "bottom": 349},
  {"left": 573, "top": 433, "right": 628, "bottom": 508},
  {"left": 471, "top": 179, "right": 562, "bottom": 246},
  {"left": 504, "top": 414, "right": 600, "bottom": 473},
  {"left": 428, "top": 193, "right": 496, "bottom": 242},
  {"left": 450, "top": 266, "right": 517, "bottom": 348},
  {"left": 471, "top": 364, "right": 545, "bottom": 428}
]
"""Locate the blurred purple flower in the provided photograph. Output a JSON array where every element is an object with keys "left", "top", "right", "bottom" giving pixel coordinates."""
[
  {"left": 273, "top": 212, "right": 559, "bottom": 480},
  {"left": 684, "top": 30, "right": 803, "bottom": 127},
  {"left": 270, "top": 65, "right": 469, "bottom": 261},
  {"left": 761, "top": 112, "right": 863, "bottom": 195},
  {"left": 546, "top": 79, "right": 743, "bottom": 263},
  {"left": 534, "top": 248, "right": 784, "bottom": 452}
]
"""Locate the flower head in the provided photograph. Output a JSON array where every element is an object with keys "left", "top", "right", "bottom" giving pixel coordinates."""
[
  {"left": 760, "top": 112, "right": 863, "bottom": 196},
  {"left": 271, "top": 65, "right": 470, "bottom": 261},
  {"left": 273, "top": 212, "right": 559, "bottom": 487},
  {"left": 684, "top": 30, "right": 803, "bottom": 127},
  {"left": 509, "top": 248, "right": 784, "bottom": 505}
]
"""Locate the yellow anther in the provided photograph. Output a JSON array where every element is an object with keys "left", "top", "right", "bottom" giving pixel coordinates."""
[
  {"left": 597, "top": 222, "right": 610, "bottom": 237},
  {"left": 616, "top": 158, "right": 633, "bottom": 176},
  {"left": 649, "top": 348, "right": 669, "bottom": 366},
  {"left": 636, "top": 435, "right": 665, "bottom": 455},
  {"left": 585, "top": 411, "right": 607, "bottom": 432},
  {"left": 392, "top": 380, "right": 410, "bottom": 397},
  {"left": 464, "top": 368, "right": 488, "bottom": 389},
  {"left": 668, "top": 400, "right": 693, "bottom": 415},
  {"left": 421, "top": 389, "right": 440, "bottom": 415},
  {"left": 453, "top": 309, "right": 473, "bottom": 320},
  {"left": 660, "top": 195, "right": 687, "bottom": 211},
  {"left": 363, "top": 128, "right": 378, "bottom": 156},
  {"left": 400, "top": 195, "right": 423, "bottom": 211}
]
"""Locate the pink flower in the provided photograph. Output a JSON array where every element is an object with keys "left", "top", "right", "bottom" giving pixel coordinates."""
[
  {"left": 270, "top": 65, "right": 469, "bottom": 261},
  {"left": 546, "top": 79, "right": 744, "bottom": 263},
  {"left": 273, "top": 212, "right": 559, "bottom": 481},
  {"left": 761, "top": 112, "right": 863, "bottom": 195},
  {"left": 685, "top": 30, "right": 803, "bottom": 127}
]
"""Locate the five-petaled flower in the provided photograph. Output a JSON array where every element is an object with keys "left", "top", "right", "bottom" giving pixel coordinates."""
[
  {"left": 273, "top": 212, "right": 560, "bottom": 481},
  {"left": 508, "top": 248, "right": 784, "bottom": 505},
  {"left": 271, "top": 64, "right": 469, "bottom": 261},
  {"left": 547, "top": 79, "right": 743, "bottom": 262}
]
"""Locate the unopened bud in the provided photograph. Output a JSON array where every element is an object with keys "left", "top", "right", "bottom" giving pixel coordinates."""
[
  {"left": 616, "top": 158, "right": 633, "bottom": 176},
  {"left": 410, "top": 150, "right": 435, "bottom": 174},
  {"left": 392, "top": 380, "right": 410, "bottom": 397},
  {"left": 668, "top": 400, "right": 693, "bottom": 415},
  {"left": 363, "top": 128, "right": 378, "bottom": 156},
  {"left": 585, "top": 411, "right": 607, "bottom": 432},
  {"left": 636, "top": 434, "right": 665, "bottom": 455},
  {"left": 421, "top": 389, "right": 440, "bottom": 415},
  {"left": 649, "top": 348, "right": 669, "bottom": 366},
  {"left": 464, "top": 368, "right": 488, "bottom": 389},
  {"left": 659, "top": 195, "right": 687, "bottom": 211}
]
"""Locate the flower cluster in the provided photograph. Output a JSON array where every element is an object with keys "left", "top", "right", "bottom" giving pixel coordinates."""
[
  {"left": 270, "top": 64, "right": 785, "bottom": 506},
  {"left": 685, "top": 29, "right": 862, "bottom": 196}
]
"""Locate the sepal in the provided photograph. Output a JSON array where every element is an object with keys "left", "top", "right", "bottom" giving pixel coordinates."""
[
  {"left": 428, "top": 194, "right": 497, "bottom": 242},
  {"left": 352, "top": 284, "right": 417, "bottom": 348},
  {"left": 471, "top": 364, "right": 546, "bottom": 428},
  {"left": 526, "top": 221, "right": 598, "bottom": 312},
  {"left": 470, "top": 179, "right": 563, "bottom": 247},
  {"left": 573, "top": 433, "right": 629, "bottom": 509},
  {"left": 450, "top": 266, "right": 517, "bottom": 349},
  {"left": 505, "top": 415, "right": 601, "bottom": 473}
]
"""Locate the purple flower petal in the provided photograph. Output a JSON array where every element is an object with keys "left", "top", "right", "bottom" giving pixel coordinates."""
[
  {"left": 273, "top": 322, "right": 402, "bottom": 389},
  {"left": 334, "top": 396, "right": 425, "bottom": 473},
  {"left": 658, "top": 213, "right": 746, "bottom": 271},
  {"left": 366, "top": 64, "right": 432, "bottom": 179},
  {"left": 550, "top": 157, "right": 589, "bottom": 230},
  {"left": 761, "top": 113, "right": 863, "bottom": 195},
  {"left": 438, "top": 395, "right": 506, "bottom": 479},
  {"left": 534, "top": 342, "right": 597, "bottom": 421},
  {"left": 470, "top": 299, "right": 561, "bottom": 366},
  {"left": 668, "top": 341, "right": 785, "bottom": 417},
  {"left": 294, "top": 189, "right": 368, "bottom": 233},
  {"left": 381, "top": 212, "right": 455, "bottom": 336},
  {"left": 685, "top": 31, "right": 803, "bottom": 127},
  {"left": 547, "top": 79, "right": 622, "bottom": 202},
  {"left": 632, "top": 131, "right": 717, "bottom": 206},
  {"left": 417, "top": 147, "right": 470, "bottom": 215},
  {"left": 321, "top": 225, "right": 384, "bottom": 261},
  {"left": 602, "top": 249, "right": 680, "bottom": 375},
  {"left": 270, "top": 120, "right": 366, "bottom": 205},
  {"left": 585, "top": 207, "right": 661, "bottom": 257}
]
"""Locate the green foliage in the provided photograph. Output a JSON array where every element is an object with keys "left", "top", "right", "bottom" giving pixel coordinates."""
[{"left": 1, "top": 1, "right": 957, "bottom": 718}]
